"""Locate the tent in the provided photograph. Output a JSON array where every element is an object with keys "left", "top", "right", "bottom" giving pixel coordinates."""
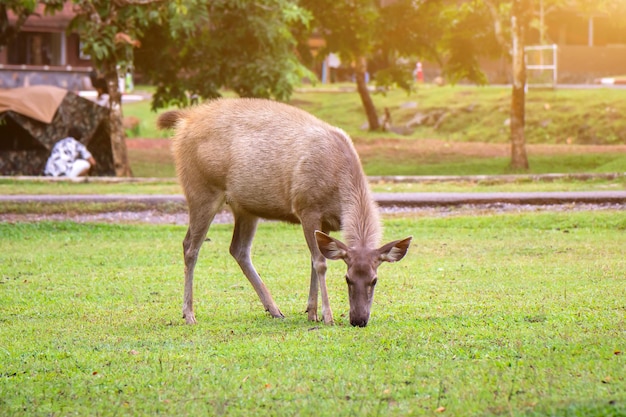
[{"left": 0, "top": 85, "right": 115, "bottom": 176}]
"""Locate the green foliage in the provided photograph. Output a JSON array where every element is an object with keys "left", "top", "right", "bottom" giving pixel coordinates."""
[
  {"left": 1, "top": 213, "right": 625, "bottom": 415},
  {"left": 301, "top": 0, "right": 377, "bottom": 62},
  {"left": 134, "top": 0, "right": 314, "bottom": 110},
  {"left": 441, "top": 2, "right": 497, "bottom": 85},
  {"left": 373, "top": 63, "right": 416, "bottom": 93}
]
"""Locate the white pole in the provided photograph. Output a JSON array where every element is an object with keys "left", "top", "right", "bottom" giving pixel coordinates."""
[
  {"left": 553, "top": 44, "right": 557, "bottom": 87},
  {"left": 60, "top": 32, "right": 67, "bottom": 66}
]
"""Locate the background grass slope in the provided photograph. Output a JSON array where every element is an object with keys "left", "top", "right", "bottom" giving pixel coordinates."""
[
  {"left": 124, "top": 85, "right": 626, "bottom": 145},
  {"left": 122, "top": 85, "right": 626, "bottom": 177}
]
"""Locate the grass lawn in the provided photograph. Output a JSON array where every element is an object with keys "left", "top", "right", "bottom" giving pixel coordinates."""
[
  {"left": 1, "top": 212, "right": 625, "bottom": 416},
  {"left": 0, "top": 175, "right": 624, "bottom": 198},
  {"left": 121, "top": 84, "right": 626, "bottom": 178},
  {"left": 124, "top": 84, "right": 626, "bottom": 146}
]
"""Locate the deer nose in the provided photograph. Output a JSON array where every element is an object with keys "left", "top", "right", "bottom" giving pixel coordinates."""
[{"left": 350, "top": 318, "right": 369, "bottom": 327}]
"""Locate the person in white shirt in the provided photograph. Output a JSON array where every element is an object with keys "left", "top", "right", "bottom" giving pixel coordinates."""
[{"left": 44, "top": 128, "right": 96, "bottom": 177}]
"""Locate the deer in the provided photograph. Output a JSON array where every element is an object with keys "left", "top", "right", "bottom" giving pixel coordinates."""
[{"left": 157, "top": 98, "right": 412, "bottom": 327}]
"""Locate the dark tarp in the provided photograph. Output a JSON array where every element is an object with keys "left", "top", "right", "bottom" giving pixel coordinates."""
[{"left": 0, "top": 85, "right": 115, "bottom": 176}]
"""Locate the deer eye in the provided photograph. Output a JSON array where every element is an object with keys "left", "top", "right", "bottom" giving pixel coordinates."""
[
  {"left": 345, "top": 275, "right": 353, "bottom": 285},
  {"left": 371, "top": 277, "right": 378, "bottom": 286}
]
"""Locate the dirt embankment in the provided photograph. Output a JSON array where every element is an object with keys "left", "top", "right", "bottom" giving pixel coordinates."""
[
  {"left": 128, "top": 138, "right": 626, "bottom": 160},
  {"left": 354, "top": 138, "right": 626, "bottom": 161}
]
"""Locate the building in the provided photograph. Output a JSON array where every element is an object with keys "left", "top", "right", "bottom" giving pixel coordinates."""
[{"left": 0, "top": 2, "right": 93, "bottom": 90}]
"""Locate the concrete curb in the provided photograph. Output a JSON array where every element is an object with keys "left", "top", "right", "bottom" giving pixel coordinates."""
[
  {"left": 2, "top": 172, "right": 625, "bottom": 184},
  {"left": 2, "top": 173, "right": 624, "bottom": 208},
  {"left": 374, "top": 191, "right": 626, "bottom": 207},
  {"left": 369, "top": 172, "right": 625, "bottom": 184},
  {"left": 2, "top": 191, "right": 625, "bottom": 208}
]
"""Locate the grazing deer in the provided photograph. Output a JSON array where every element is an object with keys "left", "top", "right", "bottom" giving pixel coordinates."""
[{"left": 157, "top": 98, "right": 411, "bottom": 327}]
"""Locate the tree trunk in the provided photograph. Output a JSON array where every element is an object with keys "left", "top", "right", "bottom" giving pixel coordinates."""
[
  {"left": 509, "top": 2, "right": 530, "bottom": 171},
  {"left": 104, "top": 64, "right": 133, "bottom": 177},
  {"left": 355, "top": 56, "right": 380, "bottom": 131}
]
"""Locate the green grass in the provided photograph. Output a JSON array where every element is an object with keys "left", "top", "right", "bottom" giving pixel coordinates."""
[
  {"left": 288, "top": 84, "right": 626, "bottom": 145},
  {"left": 121, "top": 84, "right": 626, "bottom": 177},
  {"left": 362, "top": 153, "right": 626, "bottom": 177},
  {"left": 127, "top": 147, "right": 177, "bottom": 178},
  {"left": 0, "top": 178, "right": 182, "bottom": 195},
  {"left": 1, "top": 213, "right": 625, "bottom": 416},
  {"left": 124, "top": 150, "right": 626, "bottom": 178},
  {"left": 124, "top": 84, "right": 626, "bottom": 144}
]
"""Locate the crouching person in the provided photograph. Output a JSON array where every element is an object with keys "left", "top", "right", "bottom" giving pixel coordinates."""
[{"left": 44, "top": 127, "right": 96, "bottom": 177}]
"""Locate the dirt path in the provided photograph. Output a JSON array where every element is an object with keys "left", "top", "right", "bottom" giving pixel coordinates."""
[
  {"left": 128, "top": 138, "right": 626, "bottom": 159},
  {"left": 3, "top": 202, "right": 624, "bottom": 225}
]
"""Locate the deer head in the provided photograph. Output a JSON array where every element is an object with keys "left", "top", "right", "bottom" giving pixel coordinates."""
[{"left": 315, "top": 231, "right": 412, "bottom": 327}]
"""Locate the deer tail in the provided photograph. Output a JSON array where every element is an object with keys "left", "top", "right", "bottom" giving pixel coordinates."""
[{"left": 157, "top": 110, "right": 185, "bottom": 130}]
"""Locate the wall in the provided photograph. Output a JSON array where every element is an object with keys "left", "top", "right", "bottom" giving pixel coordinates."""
[
  {"left": 0, "top": 66, "right": 92, "bottom": 90},
  {"left": 557, "top": 45, "right": 626, "bottom": 83},
  {"left": 479, "top": 46, "right": 626, "bottom": 84}
]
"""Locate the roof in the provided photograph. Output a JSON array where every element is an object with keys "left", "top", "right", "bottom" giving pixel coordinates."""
[{"left": 0, "top": 85, "right": 67, "bottom": 124}]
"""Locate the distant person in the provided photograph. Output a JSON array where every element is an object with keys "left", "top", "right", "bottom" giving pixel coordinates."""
[
  {"left": 95, "top": 86, "right": 110, "bottom": 107},
  {"left": 90, "top": 69, "right": 109, "bottom": 107},
  {"left": 44, "top": 128, "right": 96, "bottom": 177},
  {"left": 413, "top": 62, "right": 424, "bottom": 83}
]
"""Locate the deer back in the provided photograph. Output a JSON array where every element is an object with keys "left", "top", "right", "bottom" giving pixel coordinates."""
[{"left": 163, "top": 98, "right": 379, "bottom": 240}]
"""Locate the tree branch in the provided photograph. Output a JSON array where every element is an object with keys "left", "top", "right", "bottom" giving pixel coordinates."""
[
  {"left": 484, "top": 0, "right": 509, "bottom": 50},
  {"left": 113, "top": 0, "right": 167, "bottom": 6}
]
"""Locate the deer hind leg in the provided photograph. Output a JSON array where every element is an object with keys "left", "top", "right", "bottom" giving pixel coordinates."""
[
  {"left": 182, "top": 192, "right": 225, "bottom": 324},
  {"left": 229, "top": 211, "right": 284, "bottom": 318},
  {"left": 301, "top": 216, "right": 333, "bottom": 325}
]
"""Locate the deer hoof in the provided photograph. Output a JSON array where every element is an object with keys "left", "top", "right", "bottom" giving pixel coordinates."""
[
  {"left": 183, "top": 312, "right": 197, "bottom": 325},
  {"left": 307, "top": 310, "right": 318, "bottom": 322},
  {"left": 268, "top": 307, "right": 285, "bottom": 319}
]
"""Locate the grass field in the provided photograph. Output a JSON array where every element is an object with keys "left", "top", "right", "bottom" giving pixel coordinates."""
[
  {"left": 1, "top": 212, "right": 625, "bottom": 416},
  {"left": 0, "top": 175, "right": 624, "bottom": 196},
  {"left": 121, "top": 84, "right": 626, "bottom": 177},
  {"left": 123, "top": 84, "right": 626, "bottom": 146}
]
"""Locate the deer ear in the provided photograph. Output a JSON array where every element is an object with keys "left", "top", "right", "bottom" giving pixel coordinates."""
[
  {"left": 378, "top": 236, "right": 412, "bottom": 263},
  {"left": 315, "top": 231, "right": 348, "bottom": 261}
]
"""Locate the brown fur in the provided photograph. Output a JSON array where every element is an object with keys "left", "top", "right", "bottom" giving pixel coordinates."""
[{"left": 158, "top": 98, "right": 411, "bottom": 327}]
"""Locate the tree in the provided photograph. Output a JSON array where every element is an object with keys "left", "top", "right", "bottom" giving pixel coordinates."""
[
  {"left": 486, "top": 0, "right": 533, "bottom": 170},
  {"left": 300, "top": 0, "right": 382, "bottom": 130},
  {"left": 0, "top": 0, "right": 39, "bottom": 49},
  {"left": 66, "top": 0, "right": 171, "bottom": 177},
  {"left": 300, "top": 0, "right": 494, "bottom": 131},
  {"left": 134, "top": 0, "right": 314, "bottom": 110}
]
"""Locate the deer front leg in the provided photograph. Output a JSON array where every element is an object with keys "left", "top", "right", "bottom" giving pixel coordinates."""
[
  {"left": 306, "top": 260, "right": 319, "bottom": 322},
  {"left": 301, "top": 217, "right": 333, "bottom": 325},
  {"left": 314, "top": 257, "right": 333, "bottom": 325}
]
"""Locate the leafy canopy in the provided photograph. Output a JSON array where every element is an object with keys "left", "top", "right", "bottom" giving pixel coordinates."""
[{"left": 135, "top": 0, "right": 314, "bottom": 110}]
